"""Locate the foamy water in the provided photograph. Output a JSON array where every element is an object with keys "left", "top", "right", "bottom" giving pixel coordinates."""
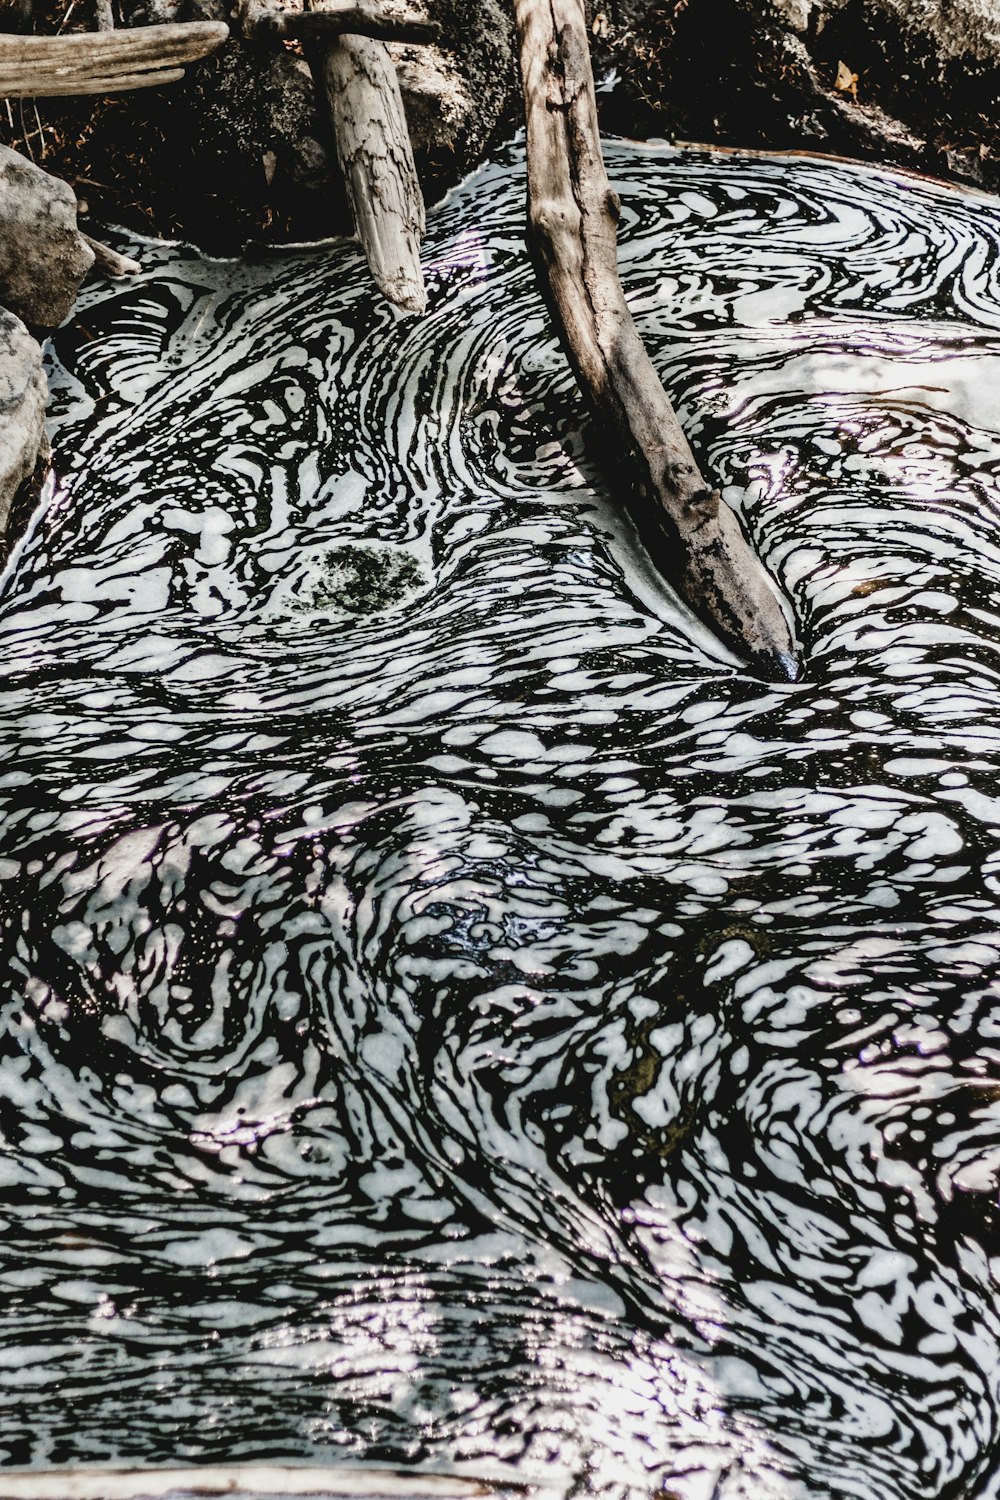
[{"left": 1, "top": 140, "right": 1000, "bottom": 1498}]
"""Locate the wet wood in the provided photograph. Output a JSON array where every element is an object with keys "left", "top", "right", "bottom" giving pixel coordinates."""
[
  {"left": 0, "top": 21, "right": 228, "bottom": 98},
  {"left": 514, "top": 0, "right": 800, "bottom": 680},
  {"left": 312, "top": 32, "right": 426, "bottom": 313},
  {"left": 240, "top": 0, "right": 437, "bottom": 45}
]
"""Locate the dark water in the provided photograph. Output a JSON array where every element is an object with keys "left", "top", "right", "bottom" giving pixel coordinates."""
[{"left": 3, "top": 139, "right": 1000, "bottom": 1498}]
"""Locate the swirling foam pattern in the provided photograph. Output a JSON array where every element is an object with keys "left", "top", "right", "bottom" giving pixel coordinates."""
[{"left": 2, "top": 139, "right": 1000, "bottom": 1497}]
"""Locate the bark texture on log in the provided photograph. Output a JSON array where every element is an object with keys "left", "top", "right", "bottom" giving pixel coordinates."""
[
  {"left": 0, "top": 21, "right": 228, "bottom": 98},
  {"left": 240, "top": 0, "right": 437, "bottom": 45},
  {"left": 515, "top": 0, "right": 799, "bottom": 681},
  {"left": 313, "top": 33, "right": 426, "bottom": 313}
]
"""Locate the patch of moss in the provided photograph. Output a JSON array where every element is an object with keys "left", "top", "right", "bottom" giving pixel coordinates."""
[{"left": 289, "top": 544, "right": 424, "bottom": 617}]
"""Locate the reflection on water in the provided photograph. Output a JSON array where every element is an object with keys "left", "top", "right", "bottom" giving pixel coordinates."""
[{"left": 2, "top": 141, "right": 1000, "bottom": 1498}]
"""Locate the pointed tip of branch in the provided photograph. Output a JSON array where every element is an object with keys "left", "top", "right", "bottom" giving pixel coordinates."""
[
  {"left": 82, "top": 233, "right": 141, "bottom": 277},
  {"left": 749, "top": 647, "right": 803, "bottom": 684},
  {"left": 670, "top": 500, "right": 800, "bottom": 685},
  {"left": 385, "top": 279, "right": 427, "bottom": 314}
]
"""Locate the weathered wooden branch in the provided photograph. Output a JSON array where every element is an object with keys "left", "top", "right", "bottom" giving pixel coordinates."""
[
  {"left": 0, "top": 21, "right": 228, "bottom": 97},
  {"left": 311, "top": 33, "right": 427, "bottom": 313},
  {"left": 240, "top": 0, "right": 437, "bottom": 45},
  {"left": 514, "top": 0, "right": 800, "bottom": 681},
  {"left": 82, "top": 232, "right": 140, "bottom": 277}
]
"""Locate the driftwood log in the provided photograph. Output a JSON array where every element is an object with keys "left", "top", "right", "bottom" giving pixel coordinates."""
[
  {"left": 311, "top": 33, "right": 427, "bottom": 313},
  {"left": 514, "top": 0, "right": 800, "bottom": 681},
  {"left": 239, "top": 0, "right": 437, "bottom": 45},
  {"left": 0, "top": 21, "right": 228, "bottom": 97}
]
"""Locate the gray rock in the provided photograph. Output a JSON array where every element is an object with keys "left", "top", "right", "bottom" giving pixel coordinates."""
[
  {"left": 771, "top": 0, "right": 1000, "bottom": 63},
  {"left": 392, "top": 0, "right": 516, "bottom": 194},
  {"left": 0, "top": 146, "right": 93, "bottom": 328},
  {"left": 0, "top": 309, "right": 46, "bottom": 537},
  {"left": 595, "top": 0, "right": 1000, "bottom": 198}
]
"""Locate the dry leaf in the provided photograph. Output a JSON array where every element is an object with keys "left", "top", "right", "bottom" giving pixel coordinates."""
[
  {"left": 592, "top": 10, "right": 609, "bottom": 37},
  {"left": 834, "top": 59, "right": 858, "bottom": 97}
]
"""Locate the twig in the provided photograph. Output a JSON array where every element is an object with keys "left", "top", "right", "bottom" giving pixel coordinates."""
[{"left": 81, "top": 232, "right": 141, "bottom": 276}]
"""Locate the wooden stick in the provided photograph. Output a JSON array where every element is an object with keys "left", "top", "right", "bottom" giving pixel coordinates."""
[
  {"left": 514, "top": 0, "right": 800, "bottom": 681},
  {"left": 240, "top": 0, "right": 437, "bottom": 44},
  {"left": 82, "top": 230, "right": 140, "bottom": 275},
  {"left": 0, "top": 20, "right": 227, "bottom": 97},
  {"left": 2, "top": 65, "right": 186, "bottom": 93},
  {"left": 312, "top": 33, "right": 426, "bottom": 313}
]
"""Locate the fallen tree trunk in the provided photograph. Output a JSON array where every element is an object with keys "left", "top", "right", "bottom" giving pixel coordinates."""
[
  {"left": 311, "top": 33, "right": 426, "bottom": 313},
  {"left": 240, "top": 0, "right": 438, "bottom": 45},
  {"left": 514, "top": 0, "right": 800, "bottom": 681},
  {"left": 0, "top": 21, "right": 228, "bottom": 97}
]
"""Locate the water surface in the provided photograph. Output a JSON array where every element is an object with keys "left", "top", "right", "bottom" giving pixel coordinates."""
[{"left": 2, "top": 141, "right": 1000, "bottom": 1499}]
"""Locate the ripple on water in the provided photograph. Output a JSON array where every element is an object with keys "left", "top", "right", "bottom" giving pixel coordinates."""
[{"left": 1, "top": 143, "right": 1000, "bottom": 1498}]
